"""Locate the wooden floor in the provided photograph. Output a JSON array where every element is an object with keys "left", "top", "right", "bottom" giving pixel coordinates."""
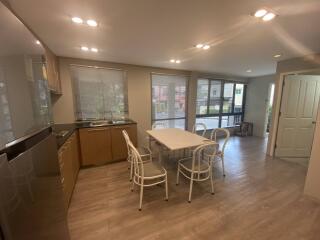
[{"left": 68, "top": 136, "right": 320, "bottom": 240}]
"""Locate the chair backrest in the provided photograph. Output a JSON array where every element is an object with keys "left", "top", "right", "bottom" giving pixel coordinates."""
[
  {"left": 191, "top": 142, "right": 217, "bottom": 173},
  {"left": 122, "top": 130, "right": 131, "bottom": 156},
  {"left": 152, "top": 122, "right": 166, "bottom": 129},
  {"left": 210, "top": 128, "right": 230, "bottom": 154},
  {"left": 127, "top": 140, "right": 145, "bottom": 178},
  {"left": 192, "top": 123, "right": 207, "bottom": 137}
]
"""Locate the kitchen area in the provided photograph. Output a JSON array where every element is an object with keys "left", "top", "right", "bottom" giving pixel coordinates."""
[{"left": 0, "top": 2, "right": 137, "bottom": 239}]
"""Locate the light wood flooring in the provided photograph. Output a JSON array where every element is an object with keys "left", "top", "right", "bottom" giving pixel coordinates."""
[{"left": 68, "top": 136, "right": 320, "bottom": 240}]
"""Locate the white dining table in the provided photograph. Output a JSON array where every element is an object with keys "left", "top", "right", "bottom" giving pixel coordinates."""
[{"left": 146, "top": 128, "right": 216, "bottom": 161}]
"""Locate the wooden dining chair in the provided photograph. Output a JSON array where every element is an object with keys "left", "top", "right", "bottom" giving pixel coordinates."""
[
  {"left": 122, "top": 130, "right": 152, "bottom": 181},
  {"left": 192, "top": 123, "right": 207, "bottom": 137},
  {"left": 126, "top": 137, "right": 168, "bottom": 210},
  {"left": 176, "top": 142, "right": 218, "bottom": 202},
  {"left": 210, "top": 128, "right": 230, "bottom": 177}
]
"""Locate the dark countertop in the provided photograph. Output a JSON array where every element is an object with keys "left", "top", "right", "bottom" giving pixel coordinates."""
[{"left": 52, "top": 119, "right": 136, "bottom": 149}]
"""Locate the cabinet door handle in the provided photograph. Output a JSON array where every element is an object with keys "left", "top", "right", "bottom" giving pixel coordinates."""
[{"left": 87, "top": 128, "right": 108, "bottom": 132}]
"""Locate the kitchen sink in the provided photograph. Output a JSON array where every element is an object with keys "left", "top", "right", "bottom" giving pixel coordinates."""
[
  {"left": 89, "top": 120, "right": 128, "bottom": 127},
  {"left": 89, "top": 120, "right": 114, "bottom": 127}
]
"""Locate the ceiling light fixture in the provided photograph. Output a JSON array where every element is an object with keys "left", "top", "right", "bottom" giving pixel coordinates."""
[
  {"left": 87, "top": 19, "right": 98, "bottom": 27},
  {"left": 170, "top": 59, "right": 175, "bottom": 63},
  {"left": 203, "top": 45, "right": 210, "bottom": 50},
  {"left": 246, "top": 69, "right": 252, "bottom": 73},
  {"left": 91, "top": 48, "right": 98, "bottom": 52},
  {"left": 175, "top": 60, "right": 181, "bottom": 64},
  {"left": 262, "top": 12, "right": 276, "bottom": 21},
  {"left": 81, "top": 46, "right": 89, "bottom": 51},
  {"left": 254, "top": 9, "right": 267, "bottom": 18},
  {"left": 273, "top": 54, "right": 281, "bottom": 58},
  {"left": 35, "top": 40, "right": 41, "bottom": 45},
  {"left": 72, "top": 17, "right": 83, "bottom": 24},
  {"left": 195, "top": 43, "right": 211, "bottom": 50}
]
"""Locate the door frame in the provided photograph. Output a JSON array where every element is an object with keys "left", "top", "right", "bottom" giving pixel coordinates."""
[{"left": 268, "top": 68, "right": 320, "bottom": 157}]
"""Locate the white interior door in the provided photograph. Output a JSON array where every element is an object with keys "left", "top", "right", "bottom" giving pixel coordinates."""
[{"left": 275, "top": 75, "right": 320, "bottom": 157}]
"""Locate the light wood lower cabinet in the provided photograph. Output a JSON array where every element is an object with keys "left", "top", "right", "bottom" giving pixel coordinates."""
[
  {"left": 79, "top": 127, "right": 112, "bottom": 166},
  {"left": 58, "top": 132, "right": 80, "bottom": 208},
  {"left": 111, "top": 125, "right": 137, "bottom": 161},
  {"left": 78, "top": 124, "right": 137, "bottom": 166}
]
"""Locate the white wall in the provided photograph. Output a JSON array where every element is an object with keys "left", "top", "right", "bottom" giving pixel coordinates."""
[{"left": 245, "top": 75, "right": 275, "bottom": 137}]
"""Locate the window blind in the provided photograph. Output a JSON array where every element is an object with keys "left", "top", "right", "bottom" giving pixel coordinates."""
[{"left": 70, "top": 65, "right": 128, "bottom": 120}]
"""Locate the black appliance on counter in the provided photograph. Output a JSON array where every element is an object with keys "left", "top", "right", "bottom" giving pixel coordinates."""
[{"left": 0, "top": 2, "right": 70, "bottom": 239}]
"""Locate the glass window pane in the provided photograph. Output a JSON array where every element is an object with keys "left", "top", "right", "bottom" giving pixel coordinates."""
[
  {"left": 221, "top": 115, "right": 242, "bottom": 127},
  {"left": 196, "top": 79, "right": 209, "bottom": 115},
  {"left": 234, "top": 84, "right": 244, "bottom": 113},
  {"left": 209, "top": 80, "right": 221, "bottom": 114},
  {"left": 152, "top": 119, "right": 185, "bottom": 129},
  {"left": 196, "top": 116, "right": 219, "bottom": 129},
  {"left": 152, "top": 74, "right": 187, "bottom": 129},
  {"left": 223, "top": 83, "right": 234, "bottom": 113}
]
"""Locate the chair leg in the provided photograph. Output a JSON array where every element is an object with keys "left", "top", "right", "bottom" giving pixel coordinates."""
[
  {"left": 130, "top": 160, "right": 134, "bottom": 181},
  {"left": 165, "top": 174, "right": 168, "bottom": 201},
  {"left": 210, "top": 168, "right": 215, "bottom": 195},
  {"left": 221, "top": 155, "right": 226, "bottom": 177},
  {"left": 188, "top": 173, "right": 194, "bottom": 203},
  {"left": 139, "top": 183, "right": 144, "bottom": 211},
  {"left": 131, "top": 177, "right": 135, "bottom": 192},
  {"left": 176, "top": 164, "right": 180, "bottom": 185}
]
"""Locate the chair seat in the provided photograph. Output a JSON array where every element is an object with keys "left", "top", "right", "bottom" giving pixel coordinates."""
[
  {"left": 179, "top": 158, "right": 210, "bottom": 173},
  {"left": 139, "top": 162, "right": 166, "bottom": 178}
]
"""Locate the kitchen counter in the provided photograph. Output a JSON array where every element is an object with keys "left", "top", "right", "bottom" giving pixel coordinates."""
[{"left": 52, "top": 119, "right": 136, "bottom": 149}]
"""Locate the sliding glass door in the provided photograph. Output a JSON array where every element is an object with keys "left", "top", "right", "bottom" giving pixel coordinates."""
[{"left": 196, "top": 79, "right": 246, "bottom": 129}]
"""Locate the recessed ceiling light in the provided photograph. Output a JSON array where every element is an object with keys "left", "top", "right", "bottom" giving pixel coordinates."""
[
  {"left": 196, "top": 44, "right": 204, "bottom": 49},
  {"left": 246, "top": 69, "right": 252, "bottom": 73},
  {"left": 175, "top": 60, "right": 181, "bottom": 64},
  {"left": 87, "top": 19, "right": 98, "bottom": 27},
  {"left": 91, "top": 48, "right": 98, "bottom": 52},
  {"left": 203, "top": 45, "right": 210, "bottom": 50},
  {"left": 262, "top": 12, "right": 276, "bottom": 21},
  {"left": 72, "top": 17, "right": 83, "bottom": 24},
  {"left": 81, "top": 46, "right": 89, "bottom": 51},
  {"left": 35, "top": 40, "right": 41, "bottom": 45},
  {"left": 273, "top": 54, "right": 281, "bottom": 58},
  {"left": 170, "top": 59, "right": 175, "bottom": 63},
  {"left": 254, "top": 9, "right": 267, "bottom": 18}
]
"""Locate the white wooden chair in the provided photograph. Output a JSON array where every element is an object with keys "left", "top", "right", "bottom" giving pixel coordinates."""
[
  {"left": 126, "top": 136, "right": 168, "bottom": 210},
  {"left": 176, "top": 142, "right": 218, "bottom": 202},
  {"left": 192, "top": 123, "right": 207, "bottom": 137},
  {"left": 210, "top": 128, "right": 230, "bottom": 177},
  {"left": 122, "top": 130, "right": 152, "bottom": 181}
]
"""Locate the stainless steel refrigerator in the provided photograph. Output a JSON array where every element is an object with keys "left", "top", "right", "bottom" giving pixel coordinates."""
[{"left": 0, "top": 2, "right": 70, "bottom": 239}]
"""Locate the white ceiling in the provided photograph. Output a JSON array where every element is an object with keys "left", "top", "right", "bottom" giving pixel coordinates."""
[{"left": 7, "top": 0, "right": 320, "bottom": 77}]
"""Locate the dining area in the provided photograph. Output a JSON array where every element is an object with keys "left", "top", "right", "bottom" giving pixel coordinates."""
[
  {"left": 122, "top": 123, "right": 230, "bottom": 210},
  {"left": 67, "top": 124, "right": 316, "bottom": 240}
]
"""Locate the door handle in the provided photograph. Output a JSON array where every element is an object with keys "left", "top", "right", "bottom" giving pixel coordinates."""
[{"left": 312, "top": 121, "right": 317, "bottom": 124}]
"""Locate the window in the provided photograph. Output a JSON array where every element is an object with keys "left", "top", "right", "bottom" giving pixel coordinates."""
[
  {"left": 152, "top": 74, "right": 188, "bottom": 129},
  {"left": 71, "top": 65, "right": 128, "bottom": 120},
  {"left": 196, "top": 79, "right": 246, "bottom": 129}
]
